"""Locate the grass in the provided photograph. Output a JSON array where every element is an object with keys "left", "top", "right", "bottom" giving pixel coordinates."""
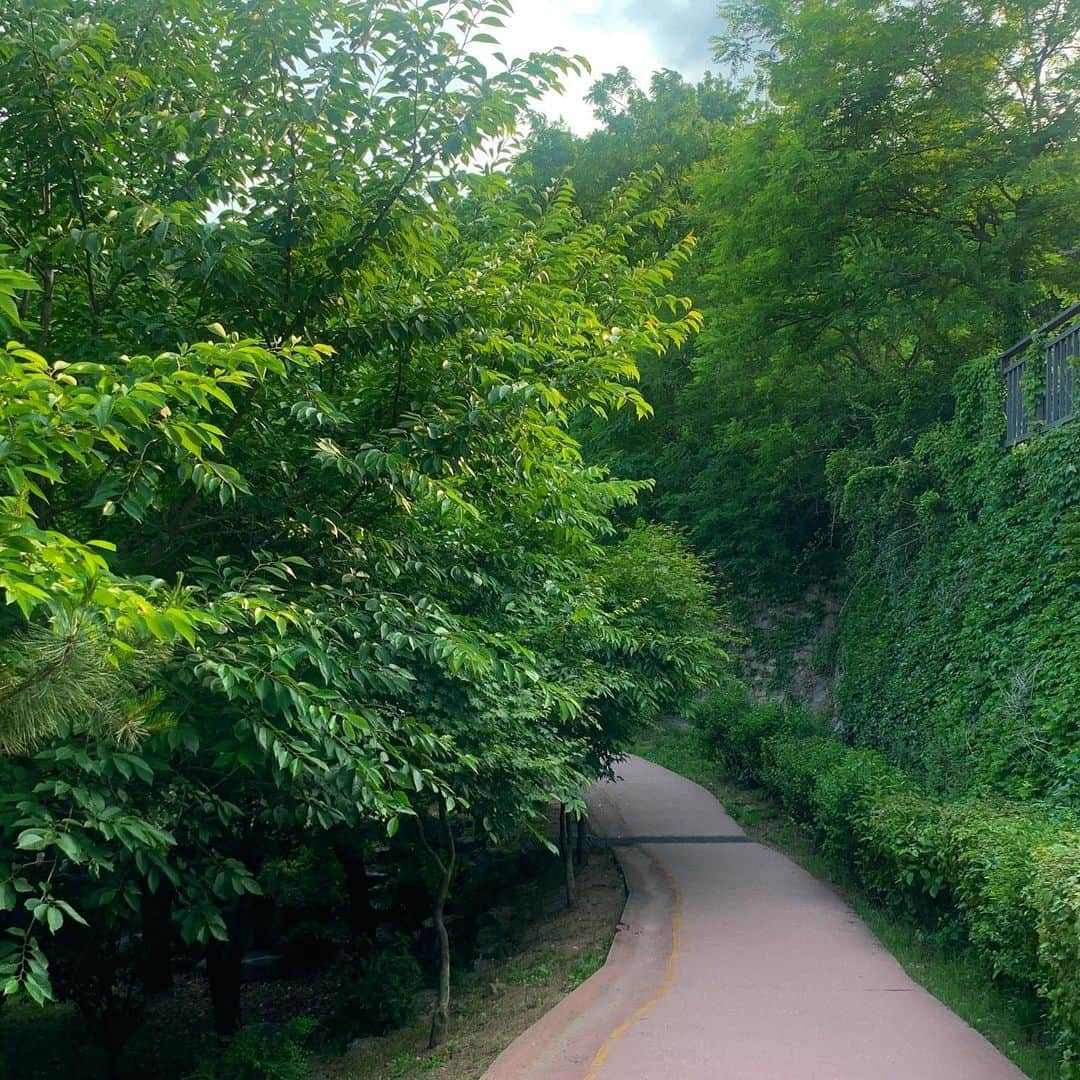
[
  {"left": 632, "top": 723, "right": 1062, "bottom": 1080},
  {"left": 567, "top": 949, "right": 606, "bottom": 989},
  {"left": 505, "top": 961, "right": 553, "bottom": 988}
]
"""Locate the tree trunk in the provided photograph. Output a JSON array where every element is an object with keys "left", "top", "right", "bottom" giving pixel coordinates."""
[
  {"left": 206, "top": 901, "right": 249, "bottom": 1039},
  {"left": 419, "top": 797, "right": 456, "bottom": 1049},
  {"left": 204, "top": 831, "right": 262, "bottom": 1036},
  {"left": 36, "top": 181, "right": 54, "bottom": 350},
  {"left": 139, "top": 882, "right": 175, "bottom": 994},
  {"left": 429, "top": 891, "right": 450, "bottom": 1049},
  {"left": 559, "top": 804, "right": 577, "bottom": 910},
  {"left": 36, "top": 258, "right": 54, "bottom": 352},
  {"left": 206, "top": 934, "right": 243, "bottom": 1036},
  {"left": 333, "top": 834, "right": 376, "bottom": 948},
  {"left": 575, "top": 813, "right": 589, "bottom": 868}
]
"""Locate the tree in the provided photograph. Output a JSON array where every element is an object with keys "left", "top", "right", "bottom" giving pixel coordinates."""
[
  {"left": 0, "top": 1, "right": 727, "bottom": 1055},
  {"left": 559, "top": 0, "right": 1079, "bottom": 591},
  {"left": 679, "top": 0, "right": 1080, "bottom": 585},
  {"left": 514, "top": 69, "right": 750, "bottom": 572}
]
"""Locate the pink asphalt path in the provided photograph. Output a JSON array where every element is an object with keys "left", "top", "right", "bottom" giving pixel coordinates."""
[{"left": 485, "top": 755, "right": 1028, "bottom": 1080}]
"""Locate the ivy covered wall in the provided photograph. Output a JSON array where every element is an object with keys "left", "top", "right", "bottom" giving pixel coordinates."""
[{"left": 835, "top": 351, "right": 1080, "bottom": 803}]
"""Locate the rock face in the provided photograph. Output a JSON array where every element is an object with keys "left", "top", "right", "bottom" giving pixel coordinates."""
[{"left": 739, "top": 584, "right": 841, "bottom": 718}]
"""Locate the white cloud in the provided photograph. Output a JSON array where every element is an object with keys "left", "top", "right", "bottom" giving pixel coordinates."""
[{"left": 492, "top": 0, "right": 719, "bottom": 134}]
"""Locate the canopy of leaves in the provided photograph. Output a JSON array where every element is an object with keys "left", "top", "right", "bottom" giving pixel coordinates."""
[
  {"left": 0, "top": 0, "right": 728, "bottom": 1010},
  {"left": 532, "top": 0, "right": 1078, "bottom": 592}
]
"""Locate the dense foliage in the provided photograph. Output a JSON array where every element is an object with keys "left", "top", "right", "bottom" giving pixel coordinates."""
[
  {"left": 2, "top": 0, "right": 1078, "bottom": 1073},
  {"left": 526, "top": 0, "right": 1079, "bottom": 589},
  {"left": 836, "top": 350, "right": 1080, "bottom": 802},
  {"left": 526, "top": 1, "right": 1080, "bottom": 1073},
  {"left": 0, "top": 0, "right": 728, "bottom": 1063},
  {"left": 691, "top": 0, "right": 1079, "bottom": 580},
  {"left": 519, "top": 0, "right": 1079, "bottom": 797}
]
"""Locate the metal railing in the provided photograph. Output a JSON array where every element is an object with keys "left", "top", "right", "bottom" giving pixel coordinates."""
[{"left": 1001, "top": 302, "right": 1080, "bottom": 446}]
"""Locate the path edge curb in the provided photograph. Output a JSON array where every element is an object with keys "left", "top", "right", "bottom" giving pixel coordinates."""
[{"left": 482, "top": 783, "right": 678, "bottom": 1080}]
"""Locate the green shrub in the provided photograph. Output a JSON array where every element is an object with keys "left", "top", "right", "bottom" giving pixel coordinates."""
[
  {"left": 814, "top": 748, "right": 911, "bottom": 863},
  {"left": 943, "top": 802, "right": 1070, "bottom": 984},
  {"left": 759, "top": 733, "right": 845, "bottom": 823},
  {"left": 856, "top": 793, "right": 951, "bottom": 926},
  {"left": 687, "top": 683, "right": 742, "bottom": 754},
  {"left": 726, "top": 702, "right": 788, "bottom": 782},
  {"left": 345, "top": 940, "right": 423, "bottom": 1036},
  {"left": 690, "top": 686, "right": 785, "bottom": 782},
  {"left": 190, "top": 1018, "right": 315, "bottom": 1080},
  {"left": 1028, "top": 837, "right": 1080, "bottom": 1077},
  {"left": 694, "top": 693, "right": 1080, "bottom": 1071}
]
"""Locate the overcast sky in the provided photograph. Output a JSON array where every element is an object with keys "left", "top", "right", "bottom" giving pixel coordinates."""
[{"left": 494, "top": 1, "right": 723, "bottom": 133}]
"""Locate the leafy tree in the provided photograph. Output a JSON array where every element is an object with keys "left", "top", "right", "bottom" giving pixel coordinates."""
[
  {"left": 677, "top": 0, "right": 1080, "bottom": 585},
  {"left": 520, "top": 68, "right": 743, "bottom": 214},
  {"left": 0, "top": 0, "right": 726, "bottom": 1056},
  {"left": 531, "top": 1, "right": 1079, "bottom": 592},
  {"left": 515, "top": 69, "right": 750, "bottom": 571}
]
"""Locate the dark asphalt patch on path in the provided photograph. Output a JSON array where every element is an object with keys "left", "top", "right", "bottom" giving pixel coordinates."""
[{"left": 593, "top": 835, "right": 756, "bottom": 846}]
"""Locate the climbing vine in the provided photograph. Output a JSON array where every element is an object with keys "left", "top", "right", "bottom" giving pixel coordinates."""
[{"left": 836, "top": 351, "right": 1080, "bottom": 802}]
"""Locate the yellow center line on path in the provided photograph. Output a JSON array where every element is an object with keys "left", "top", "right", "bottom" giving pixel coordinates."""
[{"left": 582, "top": 858, "right": 684, "bottom": 1080}]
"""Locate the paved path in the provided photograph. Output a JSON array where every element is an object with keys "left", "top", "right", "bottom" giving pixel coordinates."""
[{"left": 485, "top": 756, "right": 1027, "bottom": 1080}]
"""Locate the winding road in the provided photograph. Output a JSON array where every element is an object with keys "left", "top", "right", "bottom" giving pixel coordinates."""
[{"left": 485, "top": 756, "right": 1027, "bottom": 1080}]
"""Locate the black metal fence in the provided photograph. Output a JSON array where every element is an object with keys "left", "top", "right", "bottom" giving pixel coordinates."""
[{"left": 1001, "top": 303, "right": 1080, "bottom": 446}]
